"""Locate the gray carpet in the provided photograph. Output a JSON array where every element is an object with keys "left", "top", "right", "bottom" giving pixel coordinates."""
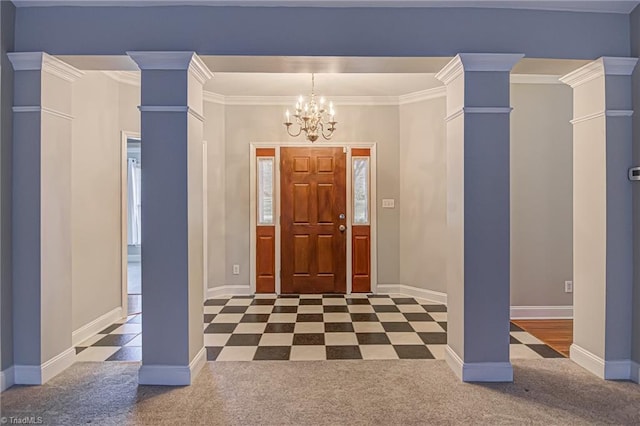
[{"left": 2, "top": 360, "right": 640, "bottom": 425}]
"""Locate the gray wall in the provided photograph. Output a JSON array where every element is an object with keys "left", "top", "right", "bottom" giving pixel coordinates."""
[
  {"left": 399, "top": 97, "right": 447, "bottom": 293},
  {"left": 12, "top": 7, "right": 629, "bottom": 59},
  {"left": 203, "top": 101, "right": 225, "bottom": 289},
  {"left": 396, "top": 84, "right": 574, "bottom": 306},
  {"left": 0, "top": 0, "right": 15, "bottom": 373},
  {"left": 510, "top": 83, "right": 574, "bottom": 306},
  {"left": 71, "top": 72, "right": 122, "bottom": 331},
  {"left": 631, "top": 4, "right": 640, "bottom": 365},
  {"left": 221, "top": 104, "right": 400, "bottom": 287}
]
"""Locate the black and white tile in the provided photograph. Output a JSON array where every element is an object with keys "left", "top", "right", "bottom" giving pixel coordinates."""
[{"left": 74, "top": 294, "right": 564, "bottom": 362}]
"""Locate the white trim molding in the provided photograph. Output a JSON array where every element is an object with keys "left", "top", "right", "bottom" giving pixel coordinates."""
[
  {"left": 7, "top": 52, "right": 84, "bottom": 82},
  {"left": 13, "top": 105, "right": 74, "bottom": 121},
  {"left": 72, "top": 307, "right": 124, "bottom": 347},
  {"left": 138, "top": 347, "right": 206, "bottom": 386},
  {"left": 570, "top": 111, "right": 606, "bottom": 125},
  {"left": 1, "top": 367, "right": 15, "bottom": 392},
  {"left": 206, "top": 285, "right": 252, "bottom": 299},
  {"left": 570, "top": 109, "right": 634, "bottom": 125},
  {"left": 560, "top": 57, "right": 638, "bottom": 88},
  {"left": 397, "top": 86, "right": 446, "bottom": 105},
  {"left": 103, "top": 70, "right": 140, "bottom": 86},
  {"left": 570, "top": 344, "right": 636, "bottom": 381},
  {"left": 376, "top": 284, "right": 447, "bottom": 305},
  {"left": 14, "top": 347, "right": 75, "bottom": 385},
  {"left": 510, "top": 305, "right": 573, "bottom": 320},
  {"left": 445, "top": 345, "right": 513, "bottom": 382},
  {"left": 445, "top": 106, "right": 513, "bottom": 122},
  {"left": 189, "top": 54, "right": 214, "bottom": 84}
]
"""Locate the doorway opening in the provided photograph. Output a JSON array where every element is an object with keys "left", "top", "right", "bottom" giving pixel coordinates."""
[{"left": 125, "top": 136, "right": 142, "bottom": 315}]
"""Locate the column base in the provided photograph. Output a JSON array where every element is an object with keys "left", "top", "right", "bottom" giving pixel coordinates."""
[
  {"left": 445, "top": 345, "right": 513, "bottom": 382},
  {"left": 138, "top": 346, "right": 206, "bottom": 386},
  {"left": 570, "top": 344, "right": 636, "bottom": 381},
  {"left": 13, "top": 347, "right": 75, "bottom": 385}
]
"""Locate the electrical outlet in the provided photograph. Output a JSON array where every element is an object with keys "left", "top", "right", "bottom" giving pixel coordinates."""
[
  {"left": 233, "top": 264, "right": 240, "bottom": 275},
  {"left": 564, "top": 281, "right": 573, "bottom": 293}
]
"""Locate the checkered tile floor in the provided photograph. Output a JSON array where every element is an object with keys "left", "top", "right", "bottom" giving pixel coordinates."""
[{"left": 74, "top": 294, "right": 565, "bottom": 362}]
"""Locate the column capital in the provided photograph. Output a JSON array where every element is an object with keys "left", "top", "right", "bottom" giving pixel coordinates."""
[
  {"left": 127, "top": 51, "right": 213, "bottom": 84},
  {"left": 435, "top": 53, "right": 524, "bottom": 85},
  {"left": 7, "top": 52, "right": 84, "bottom": 82},
  {"left": 560, "top": 57, "right": 638, "bottom": 88}
]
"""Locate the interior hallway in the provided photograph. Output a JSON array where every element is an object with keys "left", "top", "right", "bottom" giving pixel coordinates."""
[{"left": 72, "top": 294, "right": 563, "bottom": 363}]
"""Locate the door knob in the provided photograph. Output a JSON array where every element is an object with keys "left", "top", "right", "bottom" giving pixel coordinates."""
[{"left": 339, "top": 225, "right": 346, "bottom": 232}]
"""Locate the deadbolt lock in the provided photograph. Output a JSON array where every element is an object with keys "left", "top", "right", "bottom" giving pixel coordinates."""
[{"left": 339, "top": 213, "right": 345, "bottom": 220}]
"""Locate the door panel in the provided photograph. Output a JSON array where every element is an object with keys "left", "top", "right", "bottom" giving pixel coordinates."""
[{"left": 281, "top": 147, "right": 347, "bottom": 294}]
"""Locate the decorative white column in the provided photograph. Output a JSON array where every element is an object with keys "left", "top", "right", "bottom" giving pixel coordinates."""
[
  {"left": 560, "top": 57, "right": 638, "bottom": 380},
  {"left": 436, "top": 53, "right": 523, "bottom": 382},
  {"left": 127, "top": 52, "right": 212, "bottom": 386},
  {"left": 8, "top": 52, "right": 82, "bottom": 384}
]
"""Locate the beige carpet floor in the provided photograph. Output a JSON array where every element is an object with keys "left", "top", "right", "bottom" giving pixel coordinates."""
[{"left": 2, "top": 359, "right": 640, "bottom": 425}]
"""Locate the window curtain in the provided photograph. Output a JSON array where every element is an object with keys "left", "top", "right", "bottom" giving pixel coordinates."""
[{"left": 127, "top": 158, "right": 142, "bottom": 246}]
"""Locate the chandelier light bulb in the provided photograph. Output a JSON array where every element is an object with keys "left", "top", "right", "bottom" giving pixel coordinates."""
[{"left": 283, "top": 73, "right": 338, "bottom": 142}]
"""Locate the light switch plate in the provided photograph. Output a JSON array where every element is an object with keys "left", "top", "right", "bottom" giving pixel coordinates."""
[{"left": 382, "top": 199, "right": 395, "bottom": 208}]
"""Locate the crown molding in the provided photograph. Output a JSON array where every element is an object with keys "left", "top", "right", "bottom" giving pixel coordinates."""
[
  {"left": 102, "top": 71, "right": 140, "bottom": 86},
  {"left": 203, "top": 91, "right": 225, "bottom": 105},
  {"left": 560, "top": 57, "right": 638, "bottom": 88},
  {"left": 510, "top": 74, "right": 562, "bottom": 84},
  {"left": 8, "top": 52, "right": 84, "bottom": 82},
  {"left": 559, "top": 60, "right": 602, "bottom": 87},
  {"left": 435, "top": 55, "right": 464, "bottom": 85},
  {"left": 398, "top": 86, "right": 446, "bottom": 105},
  {"left": 189, "top": 54, "right": 214, "bottom": 84},
  {"left": 12, "top": 1, "right": 640, "bottom": 14},
  {"left": 220, "top": 94, "right": 399, "bottom": 106},
  {"left": 436, "top": 53, "right": 524, "bottom": 85}
]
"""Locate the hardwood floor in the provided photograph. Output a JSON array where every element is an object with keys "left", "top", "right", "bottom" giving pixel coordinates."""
[{"left": 511, "top": 319, "right": 573, "bottom": 357}]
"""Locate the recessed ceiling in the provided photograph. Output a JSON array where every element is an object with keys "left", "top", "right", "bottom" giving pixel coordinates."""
[
  {"left": 204, "top": 73, "right": 442, "bottom": 96},
  {"left": 62, "top": 55, "right": 590, "bottom": 97},
  {"left": 12, "top": 0, "right": 640, "bottom": 14}
]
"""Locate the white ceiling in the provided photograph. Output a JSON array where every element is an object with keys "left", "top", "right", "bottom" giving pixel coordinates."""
[
  {"left": 204, "top": 73, "right": 442, "bottom": 96},
  {"left": 61, "top": 55, "right": 590, "bottom": 97},
  {"left": 11, "top": 0, "right": 640, "bottom": 14}
]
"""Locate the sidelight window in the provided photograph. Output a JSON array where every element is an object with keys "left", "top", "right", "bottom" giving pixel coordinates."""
[
  {"left": 257, "top": 157, "right": 275, "bottom": 225},
  {"left": 352, "top": 157, "right": 370, "bottom": 225}
]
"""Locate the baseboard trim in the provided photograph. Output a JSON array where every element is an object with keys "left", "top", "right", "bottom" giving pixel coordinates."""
[
  {"left": 138, "top": 347, "right": 207, "bottom": 386},
  {"left": 377, "top": 284, "right": 447, "bottom": 305},
  {"left": 72, "top": 307, "right": 124, "bottom": 346},
  {"left": 510, "top": 305, "right": 573, "bottom": 319},
  {"left": 570, "top": 343, "right": 635, "bottom": 380},
  {"left": 631, "top": 361, "right": 640, "bottom": 384},
  {"left": 14, "top": 347, "right": 75, "bottom": 385},
  {"left": 445, "top": 345, "right": 513, "bottom": 382},
  {"left": 570, "top": 344, "right": 605, "bottom": 378},
  {"left": 206, "top": 285, "right": 251, "bottom": 299},
  {"left": 1, "top": 366, "right": 15, "bottom": 392}
]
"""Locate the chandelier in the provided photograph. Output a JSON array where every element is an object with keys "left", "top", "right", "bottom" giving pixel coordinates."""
[{"left": 284, "top": 74, "right": 337, "bottom": 142}]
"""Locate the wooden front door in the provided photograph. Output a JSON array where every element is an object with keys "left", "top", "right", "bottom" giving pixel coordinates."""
[{"left": 281, "top": 147, "right": 347, "bottom": 294}]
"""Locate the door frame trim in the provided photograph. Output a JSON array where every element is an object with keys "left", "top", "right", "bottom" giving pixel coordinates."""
[{"left": 249, "top": 142, "right": 377, "bottom": 295}]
